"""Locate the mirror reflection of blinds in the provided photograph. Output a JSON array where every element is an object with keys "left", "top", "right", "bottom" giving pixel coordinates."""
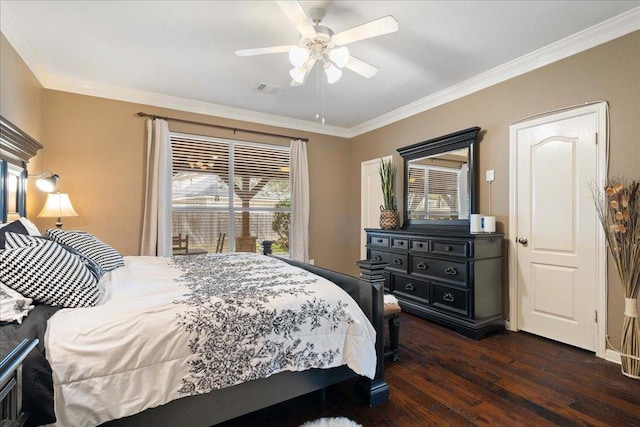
[
  {"left": 409, "top": 165, "right": 459, "bottom": 217},
  {"left": 408, "top": 167, "right": 425, "bottom": 211},
  {"left": 427, "top": 168, "right": 459, "bottom": 216}
]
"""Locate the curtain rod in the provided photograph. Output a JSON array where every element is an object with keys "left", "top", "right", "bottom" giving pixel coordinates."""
[{"left": 136, "top": 112, "right": 309, "bottom": 142}]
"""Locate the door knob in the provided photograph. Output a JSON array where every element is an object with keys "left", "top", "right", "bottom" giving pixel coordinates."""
[{"left": 517, "top": 237, "right": 528, "bottom": 245}]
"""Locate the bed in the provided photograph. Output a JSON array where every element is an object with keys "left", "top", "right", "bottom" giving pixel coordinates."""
[{"left": 0, "top": 116, "right": 389, "bottom": 426}]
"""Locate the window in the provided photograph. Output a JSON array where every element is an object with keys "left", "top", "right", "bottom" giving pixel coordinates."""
[
  {"left": 408, "top": 165, "right": 460, "bottom": 219},
  {"left": 171, "top": 133, "right": 290, "bottom": 254}
]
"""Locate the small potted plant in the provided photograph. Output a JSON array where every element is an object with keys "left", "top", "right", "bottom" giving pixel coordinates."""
[{"left": 379, "top": 158, "right": 398, "bottom": 229}]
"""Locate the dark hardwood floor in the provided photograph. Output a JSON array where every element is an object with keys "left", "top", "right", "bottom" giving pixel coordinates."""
[{"left": 219, "top": 312, "right": 640, "bottom": 426}]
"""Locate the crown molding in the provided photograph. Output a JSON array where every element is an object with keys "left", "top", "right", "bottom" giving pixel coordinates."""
[
  {"left": 346, "top": 6, "right": 640, "bottom": 138},
  {"left": 0, "top": 1, "right": 50, "bottom": 86},
  {"left": 43, "top": 73, "right": 349, "bottom": 138},
  {"left": 2, "top": 2, "right": 638, "bottom": 140}
]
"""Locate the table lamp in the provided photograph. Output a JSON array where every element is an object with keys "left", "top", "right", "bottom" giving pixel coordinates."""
[{"left": 38, "top": 192, "right": 78, "bottom": 228}]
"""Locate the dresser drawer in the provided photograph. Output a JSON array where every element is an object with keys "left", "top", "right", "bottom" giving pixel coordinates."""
[
  {"left": 431, "top": 284, "right": 469, "bottom": 316},
  {"left": 370, "top": 250, "right": 408, "bottom": 273},
  {"left": 430, "top": 240, "right": 469, "bottom": 258},
  {"left": 411, "top": 239, "right": 429, "bottom": 251},
  {"left": 411, "top": 256, "right": 467, "bottom": 285},
  {"left": 391, "top": 237, "right": 409, "bottom": 250},
  {"left": 369, "top": 235, "right": 390, "bottom": 248},
  {"left": 394, "top": 275, "right": 429, "bottom": 303}
]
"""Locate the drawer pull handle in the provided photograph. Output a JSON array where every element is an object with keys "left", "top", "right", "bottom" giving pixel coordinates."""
[
  {"left": 377, "top": 239, "right": 384, "bottom": 243},
  {"left": 373, "top": 255, "right": 382, "bottom": 261},
  {"left": 445, "top": 267, "right": 458, "bottom": 275},
  {"left": 417, "top": 262, "right": 428, "bottom": 270},
  {"left": 445, "top": 245, "right": 453, "bottom": 252},
  {"left": 443, "top": 292, "right": 455, "bottom": 302},
  {"left": 393, "top": 258, "right": 403, "bottom": 265},
  {"left": 398, "top": 241, "right": 405, "bottom": 245},
  {"left": 417, "top": 243, "right": 424, "bottom": 248},
  {"left": 405, "top": 283, "right": 415, "bottom": 291}
]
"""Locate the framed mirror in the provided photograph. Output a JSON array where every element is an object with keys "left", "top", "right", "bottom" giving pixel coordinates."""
[
  {"left": 397, "top": 127, "right": 480, "bottom": 229},
  {"left": 0, "top": 115, "right": 43, "bottom": 222}
]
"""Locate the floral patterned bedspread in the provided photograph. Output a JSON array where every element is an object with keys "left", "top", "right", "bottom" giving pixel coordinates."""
[{"left": 45, "top": 254, "right": 376, "bottom": 426}]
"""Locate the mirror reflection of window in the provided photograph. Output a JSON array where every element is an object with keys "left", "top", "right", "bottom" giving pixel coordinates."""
[
  {"left": 408, "top": 165, "right": 460, "bottom": 219},
  {"left": 406, "top": 148, "right": 469, "bottom": 221}
]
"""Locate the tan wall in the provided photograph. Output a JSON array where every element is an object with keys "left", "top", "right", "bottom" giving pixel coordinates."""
[
  {"left": 347, "top": 31, "right": 640, "bottom": 347},
  {"left": 40, "top": 91, "right": 352, "bottom": 272},
  {"left": 0, "top": 33, "right": 45, "bottom": 213}
]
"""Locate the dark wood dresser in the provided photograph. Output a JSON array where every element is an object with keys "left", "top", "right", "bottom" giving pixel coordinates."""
[{"left": 366, "top": 228, "right": 504, "bottom": 339}]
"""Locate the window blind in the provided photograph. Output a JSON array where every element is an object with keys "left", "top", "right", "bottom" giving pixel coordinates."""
[{"left": 170, "top": 134, "right": 291, "bottom": 254}]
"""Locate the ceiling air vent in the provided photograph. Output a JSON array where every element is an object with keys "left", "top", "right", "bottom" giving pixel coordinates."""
[{"left": 254, "top": 82, "right": 281, "bottom": 95}]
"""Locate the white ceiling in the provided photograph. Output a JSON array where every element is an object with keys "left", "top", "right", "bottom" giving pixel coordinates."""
[{"left": 2, "top": 1, "right": 639, "bottom": 137}]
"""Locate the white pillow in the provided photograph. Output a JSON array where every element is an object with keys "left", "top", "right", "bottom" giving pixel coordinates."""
[
  {"left": 0, "top": 282, "right": 34, "bottom": 324},
  {"left": 18, "top": 217, "right": 41, "bottom": 236},
  {"left": 46, "top": 228, "right": 124, "bottom": 272},
  {"left": 0, "top": 239, "right": 100, "bottom": 308}
]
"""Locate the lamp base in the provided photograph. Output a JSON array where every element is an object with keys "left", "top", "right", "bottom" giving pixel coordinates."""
[{"left": 56, "top": 217, "right": 63, "bottom": 228}]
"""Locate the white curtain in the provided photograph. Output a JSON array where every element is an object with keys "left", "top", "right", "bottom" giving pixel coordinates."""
[
  {"left": 141, "top": 119, "right": 173, "bottom": 256},
  {"left": 290, "top": 139, "right": 309, "bottom": 262}
]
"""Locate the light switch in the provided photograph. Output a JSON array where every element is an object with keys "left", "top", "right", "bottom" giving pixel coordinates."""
[{"left": 486, "top": 169, "right": 495, "bottom": 182}]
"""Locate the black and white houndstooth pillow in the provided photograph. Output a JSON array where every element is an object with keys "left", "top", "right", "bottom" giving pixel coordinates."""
[
  {"left": 0, "top": 239, "right": 99, "bottom": 308},
  {"left": 5, "top": 232, "right": 105, "bottom": 281},
  {"left": 46, "top": 229, "right": 124, "bottom": 272}
]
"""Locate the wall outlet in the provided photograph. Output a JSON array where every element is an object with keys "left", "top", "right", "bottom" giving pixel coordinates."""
[
  {"left": 486, "top": 169, "right": 495, "bottom": 182},
  {"left": 309, "top": 259, "right": 315, "bottom": 265}
]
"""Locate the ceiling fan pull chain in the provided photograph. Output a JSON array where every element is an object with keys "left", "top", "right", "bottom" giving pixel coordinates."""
[
  {"left": 315, "top": 63, "right": 320, "bottom": 120},
  {"left": 322, "top": 71, "right": 324, "bottom": 124}
]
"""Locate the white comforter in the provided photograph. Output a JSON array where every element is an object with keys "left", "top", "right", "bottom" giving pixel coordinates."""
[{"left": 45, "top": 254, "right": 376, "bottom": 426}]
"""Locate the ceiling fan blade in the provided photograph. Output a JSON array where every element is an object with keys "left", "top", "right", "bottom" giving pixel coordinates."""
[
  {"left": 234, "top": 45, "right": 294, "bottom": 57},
  {"left": 345, "top": 56, "right": 379, "bottom": 78},
  {"left": 276, "top": 1, "right": 316, "bottom": 39},
  {"left": 332, "top": 15, "right": 398, "bottom": 46}
]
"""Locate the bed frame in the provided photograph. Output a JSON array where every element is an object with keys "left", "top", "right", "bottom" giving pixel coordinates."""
[{"left": 0, "top": 118, "right": 390, "bottom": 425}]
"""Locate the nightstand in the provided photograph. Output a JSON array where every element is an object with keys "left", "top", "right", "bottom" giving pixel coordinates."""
[{"left": 0, "top": 339, "right": 38, "bottom": 427}]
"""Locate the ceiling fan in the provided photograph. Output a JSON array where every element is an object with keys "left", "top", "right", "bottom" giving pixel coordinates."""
[{"left": 234, "top": 1, "right": 399, "bottom": 86}]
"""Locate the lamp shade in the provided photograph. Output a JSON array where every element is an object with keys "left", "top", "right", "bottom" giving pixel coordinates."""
[
  {"left": 324, "top": 63, "right": 342, "bottom": 84},
  {"left": 289, "top": 66, "right": 307, "bottom": 84},
  {"left": 328, "top": 46, "right": 350, "bottom": 68},
  {"left": 38, "top": 193, "right": 78, "bottom": 227},
  {"left": 288, "top": 46, "right": 309, "bottom": 67}
]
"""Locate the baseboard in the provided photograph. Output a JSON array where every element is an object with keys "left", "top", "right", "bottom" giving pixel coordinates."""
[{"left": 605, "top": 348, "right": 621, "bottom": 365}]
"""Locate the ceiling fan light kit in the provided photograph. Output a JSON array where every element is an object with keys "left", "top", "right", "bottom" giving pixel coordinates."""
[
  {"left": 328, "top": 46, "right": 350, "bottom": 68},
  {"left": 235, "top": 0, "right": 398, "bottom": 86},
  {"left": 324, "top": 62, "right": 342, "bottom": 84},
  {"left": 288, "top": 45, "right": 308, "bottom": 67}
]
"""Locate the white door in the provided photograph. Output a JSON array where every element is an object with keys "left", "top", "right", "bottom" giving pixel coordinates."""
[
  {"left": 361, "top": 157, "right": 390, "bottom": 259},
  {"left": 511, "top": 106, "right": 605, "bottom": 351}
]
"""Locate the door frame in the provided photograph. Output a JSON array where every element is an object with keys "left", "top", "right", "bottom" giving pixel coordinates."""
[
  {"left": 508, "top": 102, "right": 608, "bottom": 359},
  {"left": 361, "top": 156, "right": 391, "bottom": 259}
]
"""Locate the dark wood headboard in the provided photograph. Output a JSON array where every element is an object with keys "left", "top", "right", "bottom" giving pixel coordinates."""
[{"left": 0, "top": 115, "right": 43, "bottom": 222}]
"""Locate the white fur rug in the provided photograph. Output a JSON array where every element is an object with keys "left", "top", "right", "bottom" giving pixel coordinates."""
[{"left": 300, "top": 417, "right": 362, "bottom": 427}]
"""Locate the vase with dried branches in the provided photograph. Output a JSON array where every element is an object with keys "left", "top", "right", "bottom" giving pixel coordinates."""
[
  {"left": 378, "top": 158, "right": 397, "bottom": 229},
  {"left": 593, "top": 179, "right": 640, "bottom": 379}
]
